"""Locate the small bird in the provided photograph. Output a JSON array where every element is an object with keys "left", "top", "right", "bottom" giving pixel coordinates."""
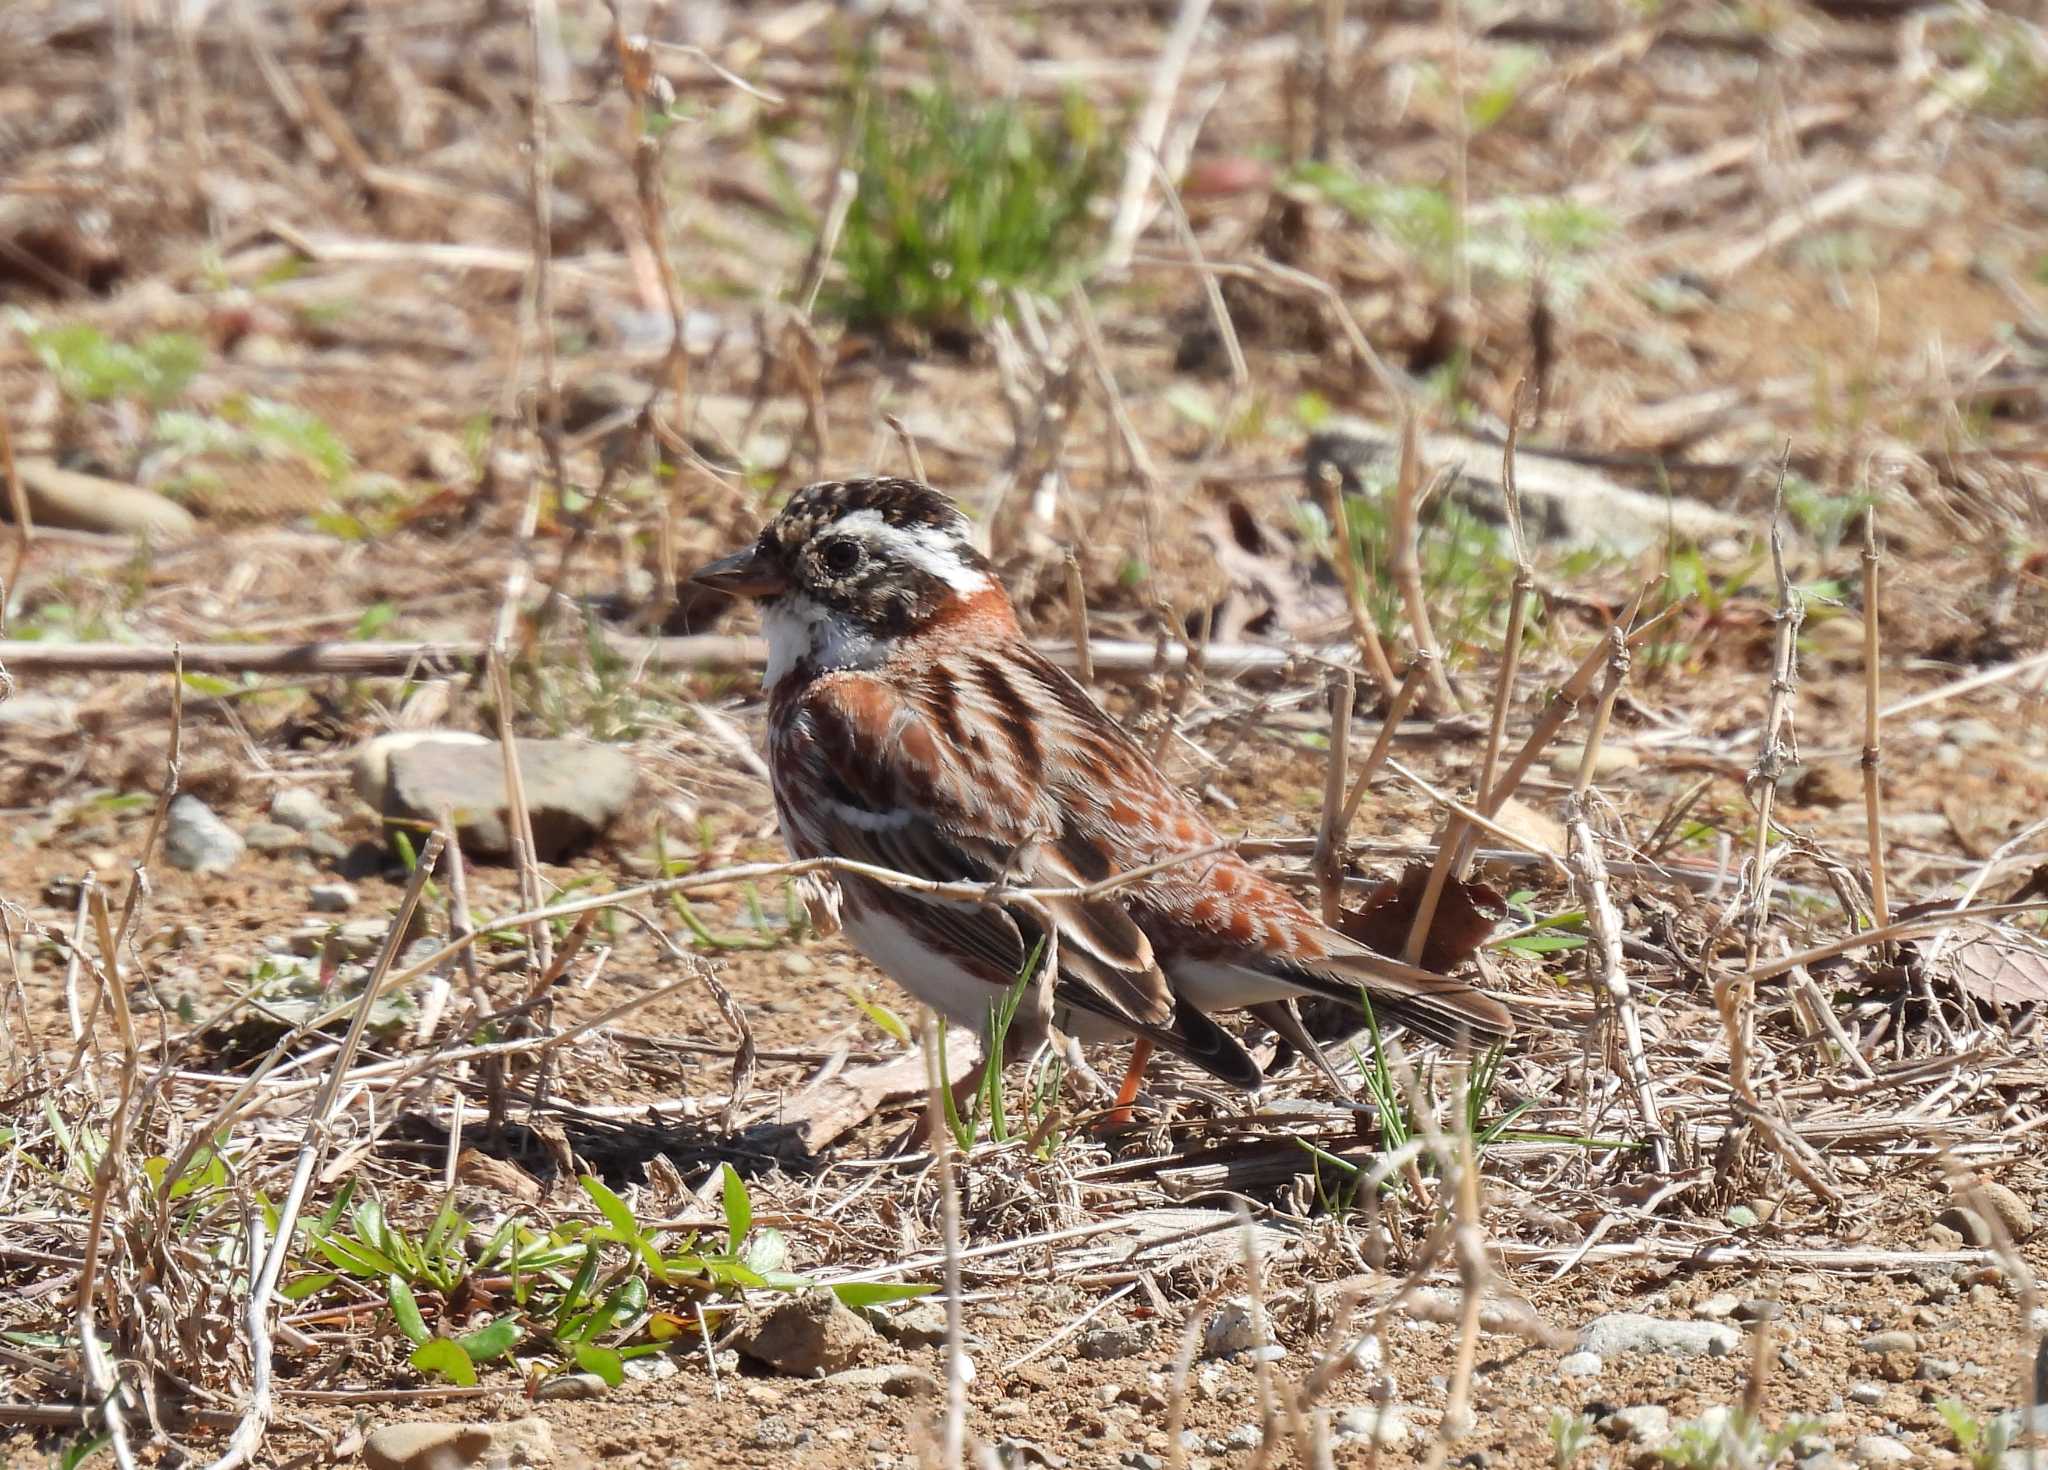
[{"left": 691, "top": 477, "right": 1512, "bottom": 1114}]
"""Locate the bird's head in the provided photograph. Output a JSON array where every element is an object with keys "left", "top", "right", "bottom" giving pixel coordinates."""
[{"left": 690, "top": 477, "right": 1003, "bottom": 685}]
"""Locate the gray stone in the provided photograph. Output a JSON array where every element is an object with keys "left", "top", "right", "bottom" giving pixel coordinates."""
[
  {"left": 1201, "top": 1300, "right": 1261, "bottom": 1359},
  {"left": 748, "top": 1416, "right": 801, "bottom": 1449},
  {"left": 164, "top": 795, "right": 244, "bottom": 873},
  {"left": 1306, "top": 418, "right": 1746, "bottom": 558},
  {"left": 822, "top": 1364, "right": 931, "bottom": 1397},
  {"left": 1937, "top": 1207, "right": 1996, "bottom": 1247},
  {"left": 1848, "top": 1382, "right": 1887, "bottom": 1406},
  {"left": 308, "top": 881, "right": 357, "bottom": 913},
  {"left": 1246, "top": 1344, "right": 1286, "bottom": 1364},
  {"left": 1222, "top": 1425, "right": 1261, "bottom": 1451},
  {"left": 1558, "top": 1351, "right": 1603, "bottom": 1377},
  {"left": 1849, "top": 1437, "right": 1911, "bottom": 1467},
  {"left": 1859, "top": 1330, "right": 1918, "bottom": 1356},
  {"left": 1693, "top": 1293, "right": 1744, "bottom": 1320},
  {"left": 735, "top": 1288, "right": 877, "bottom": 1377},
  {"left": 1119, "top": 1454, "right": 1163, "bottom": 1470},
  {"left": 1602, "top": 1405, "right": 1672, "bottom": 1445},
  {"left": 1577, "top": 1313, "right": 1740, "bottom": 1359},
  {"left": 1915, "top": 1356, "right": 1961, "bottom": 1381},
  {"left": 1077, "top": 1316, "right": 1155, "bottom": 1361},
  {"left": 1331, "top": 1404, "right": 1412, "bottom": 1446},
  {"left": 354, "top": 732, "right": 638, "bottom": 863},
  {"left": 363, "top": 1417, "right": 559, "bottom": 1469},
  {"left": 871, "top": 1299, "right": 948, "bottom": 1348},
  {"left": 243, "top": 820, "right": 306, "bottom": 853},
  {"left": 270, "top": 786, "right": 341, "bottom": 832},
  {"left": 14, "top": 457, "right": 197, "bottom": 539},
  {"left": 533, "top": 1371, "right": 606, "bottom": 1401}
]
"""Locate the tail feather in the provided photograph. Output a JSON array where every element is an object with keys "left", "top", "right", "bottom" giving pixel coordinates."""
[
  {"left": 1139, "top": 997, "right": 1265, "bottom": 1090},
  {"left": 1276, "top": 944, "right": 1515, "bottom": 1048}
]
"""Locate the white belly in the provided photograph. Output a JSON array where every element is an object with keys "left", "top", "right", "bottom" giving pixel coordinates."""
[
  {"left": 842, "top": 902, "right": 1010, "bottom": 1031},
  {"left": 842, "top": 902, "right": 1138, "bottom": 1045},
  {"left": 1166, "top": 959, "right": 1311, "bottom": 1012}
]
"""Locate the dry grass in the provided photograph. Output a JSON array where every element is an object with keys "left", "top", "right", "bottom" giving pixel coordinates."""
[{"left": 3, "top": 0, "right": 2048, "bottom": 1466}]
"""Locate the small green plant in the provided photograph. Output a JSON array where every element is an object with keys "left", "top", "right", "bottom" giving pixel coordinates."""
[
  {"left": 825, "top": 59, "right": 1111, "bottom": 336},
  {"left": 1936, "top": 1399, "right": 2013, "bottom": 1470},
  {"left": 1305, "top": 480, "right": 1517, "bottom": 668},
  {"left": 1492, "top": 890, "right": 1589, "bottom": 958},
  {"left": 1659, "top": 1410, "right": 1821, "bottom": 1470},
  {"left": 23, "top": 319, "right": 204, "bottom": 408},
  {"left": 1549, "top": 1409, "right": 1597, "bottom": 1470},
  {"left": 1287, "top": 164, "right": 1614, "bottom": 304},
  {"left": 287, "top": 1169, "right": 929, "bottom": 1387},
  {"left": 938, "top": 940, "right": 1062, "bottom": 1152}
]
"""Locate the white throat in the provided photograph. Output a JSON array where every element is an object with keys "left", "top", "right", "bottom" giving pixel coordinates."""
[{"left": 760, "top": 595, "right": 882, "bottom": 691}]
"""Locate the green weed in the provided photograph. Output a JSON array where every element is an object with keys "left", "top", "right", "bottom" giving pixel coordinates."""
[
  {"left": 825, "top": 59, "right": 1111, "bottom": 337},
  {"left": 1549, "top": 1409, "right": 1597, "bottom": 1470},
  {"left": 1936, "top": 1399, "right": 2014, "bottom": 1470},
  {"left": 1659, "top": 1409, "right": 1822, "bottom": 1470},
  {"left": 286, "top": 1169, "right": 929, "bottom": 1387},
  {"left": 22, "top": 319, "right": 203, "bottom": 408}
]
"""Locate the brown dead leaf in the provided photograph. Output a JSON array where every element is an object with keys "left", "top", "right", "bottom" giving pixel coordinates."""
[{"left": 1335, "top": 862, "right": 1506, "bottom": 974}]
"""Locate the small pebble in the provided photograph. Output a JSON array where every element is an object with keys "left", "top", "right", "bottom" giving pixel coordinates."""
[
  {"left": 1859, "top": 1331, "right": 1918, "bottom": 1357},
  {"left": 1200, "top": 1301, "right": 1260, "bottom": 1360},
  {"left": 534, "top": 1371, "right": 607, "bottom": 1401},
  {"left": 1847, "top": 1382, "right": 1886, "bottom": 1406},
  {"left": 1976, "top": 1181, "right": 2034, "bottom": 1241},
  {"left": 1222, "top": 1425, "right": 1261, "bottom": 1451},
  {"left": 270, "top": 787, "right": 340, "bottom": 832},
  {"left": 1936, "top": 1206, "right": 1995, "bottom": 1247},
  {"left": 1914, "top": 1357, "right": 1961, "bottom": 1381},
  {"left": 1602, "top": 1406, "right": 1672, "bottom": 1445},
  {"left": 1850, "top": 1437, "right": 1912, "bottom": 1466},
  {"left": 1578, "top": 1313, "right": 1740, "bottom": 1359},
  {"left": 1331, "top": 1405, "right": 1412, "bottom": 1446},
  {"left": 164, "top": 795, "right": 245, "bottom": 874},
  {"left": 1694, "top": 1293, "right": 1743, "bottom": 1320},
  {"left": 1559, "top": 1351, "right": 1603, "bottom": 1378},
  {"left": 308, "top": 881, "right": 357, "bottom": 913}
]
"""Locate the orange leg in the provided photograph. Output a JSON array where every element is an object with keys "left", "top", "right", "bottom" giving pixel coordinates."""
[{"left": 1103, "top": 1038, "right": 1155, "bottom": 1128}]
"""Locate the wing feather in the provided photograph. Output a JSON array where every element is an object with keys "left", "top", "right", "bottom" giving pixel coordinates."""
[{"left": 779, "top": 672, "right": 1173, "bottom": 1029}]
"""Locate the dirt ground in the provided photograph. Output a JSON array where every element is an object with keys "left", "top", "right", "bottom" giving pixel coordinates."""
[{"left": 3, "top": 1, "right": 2047, "bottom": 1467}]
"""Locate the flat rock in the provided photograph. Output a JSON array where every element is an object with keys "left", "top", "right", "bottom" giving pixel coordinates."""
[
  {"left": 164, "top": 795, "right": 244, "bottom": 873},
  {"left": 11, "top": 457, "right": 198, "bottom": 539},
  {"left": 1976, "top": 1181, "right": 2034, "bottom": 1240},
  {"left": 1331, "top": 1404, "right": 1412, "bottom": 1446},
  {"left": 1077, "top": 1316, "right": 1155, "bottom": 1361},
  {"left": 1558, "top": 1351, "right": 1603, "bottom": 1377},
  {"left": 1577, "top": 1313, "right": 1740, "bottom": 1358},
  {"left": 1201, "top": 1300, "right": 1261, "bottom": 1360},
  {"left": 870, "top": 1299, "right": 949, "bottom": 1349},
  {"left": 363, "top": 1417, "right": 564, "bottom": 1470},
  {"left": 269, "top": 786, "right": 341, "bottom": 832},
  {"left": 734, "top": 1288, "right": 877, "bottom": 1377},
  {"left": 1306, "top": 419, "right": 1746, "bottom": 557},
  {"left": 1850, "top": 1437, "right": 1911, "bottom": 1467},
  {"left": 1601, "top": 1405, "right": 1672, "bottom": 1445},
  {"left": 353, "top": 731, "right": 637, "bottom": 862},
  {"left": 309, "top": 881, "right": 357, "bottom": 913}
]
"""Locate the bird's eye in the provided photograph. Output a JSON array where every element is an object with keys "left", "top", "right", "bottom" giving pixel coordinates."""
[{"left": 819, "top": 538, "right": 863, "bottom": 576}]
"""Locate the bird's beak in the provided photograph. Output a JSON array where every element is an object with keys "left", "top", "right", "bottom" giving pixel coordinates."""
[{"left": 689, "top": 543, "right": 787, "bottom": 599}]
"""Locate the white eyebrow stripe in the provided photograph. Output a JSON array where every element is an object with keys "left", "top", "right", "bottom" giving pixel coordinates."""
[{"left": 831, "top": 508, "right": 988, "bottom": 593}]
